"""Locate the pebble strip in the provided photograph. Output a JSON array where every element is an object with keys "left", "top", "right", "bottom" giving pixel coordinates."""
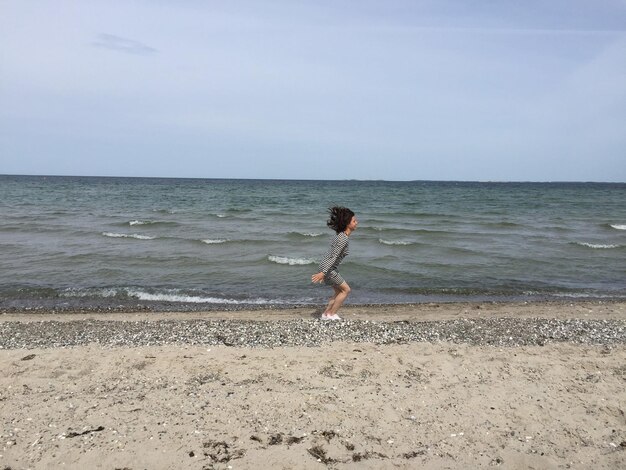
[{"left": 1, "top": 317, "right": 625, "bottom": 350}]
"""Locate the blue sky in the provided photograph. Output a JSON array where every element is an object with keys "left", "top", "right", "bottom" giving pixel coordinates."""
[{"left": 1, "top": 0, "right": 625, "bottom": 181}]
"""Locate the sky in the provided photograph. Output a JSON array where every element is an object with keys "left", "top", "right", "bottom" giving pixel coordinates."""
[{"left": 1, "top": 0, "right": 625, "bottom": 182}]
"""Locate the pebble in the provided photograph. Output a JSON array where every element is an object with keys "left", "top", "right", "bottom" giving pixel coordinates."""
[{"left": 0, "top": 317, "right": 625, "bottom": 349}]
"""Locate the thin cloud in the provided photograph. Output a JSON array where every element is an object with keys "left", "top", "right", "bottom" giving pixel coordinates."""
[{"left": 92, "top": 33, "right": 157, "bottom": 55}]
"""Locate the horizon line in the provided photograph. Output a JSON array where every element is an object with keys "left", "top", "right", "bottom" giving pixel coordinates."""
[{"left": 1, "top": 173, "right": 624, "bottom": 184}]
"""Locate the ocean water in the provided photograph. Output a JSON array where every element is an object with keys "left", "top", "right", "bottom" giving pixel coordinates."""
[{"left": 0, "top": 175, "right": 624, "bottom": 310}]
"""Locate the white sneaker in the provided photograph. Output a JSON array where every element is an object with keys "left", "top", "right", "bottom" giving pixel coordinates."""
[{"left": 329, "top": 314, "right": 341, "bottom": 320}]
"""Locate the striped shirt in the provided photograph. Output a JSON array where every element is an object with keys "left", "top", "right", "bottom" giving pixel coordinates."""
[{"left": 319, "top": 232, "right": 350, "bottom": 275}]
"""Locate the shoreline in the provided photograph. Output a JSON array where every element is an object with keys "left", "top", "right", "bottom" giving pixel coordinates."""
[
  {"left": 2, "top": 298, "right": 625, "bottom": 323},
  {"left": 2, "top": 296, "right": 625, "bottom": 312},
  {"left": 1, "top": 301, "right": 625, "bottom": 351}
]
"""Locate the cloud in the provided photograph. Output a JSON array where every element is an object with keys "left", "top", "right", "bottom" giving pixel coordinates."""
[{"left": 92, "top": 33, "right": 157, "bottom": 55}]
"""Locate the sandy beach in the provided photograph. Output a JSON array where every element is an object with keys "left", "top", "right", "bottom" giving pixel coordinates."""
[{"left": 1, "top": 301, "right": 625, "bottom": 469}]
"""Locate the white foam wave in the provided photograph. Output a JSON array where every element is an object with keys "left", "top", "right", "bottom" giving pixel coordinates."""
[
  {"left": 576, "top": 242, "right": 620, "bottom": 249},
  {"left": 61, "top": 288, "right": 118, "bottom": 298},
  {"left": 61, "top": 287, "right": 276, "bottom": 304},
  {"left": 201, "top": 239, "right": 228, "bottom": 244},
  {"left": 126, "top": 289, "right": 271, "bottom": 304},
  {"left": 299, "top": 232, "right": 322, "bottom": 237},
  {"left": 379, "top": 239, "right": 413, "bottom": 246},
  {"left": 610, "top": 224, "right": 626, "bottom": 230},
  {"left": 129, "top": 220, "right": 152, "bottom": 226},
  {"left": 552, "top": 292, "right": 624, "bottom": 299},
  {"left": 268, "top": 255, "right": 316, "bottom": 265},
  {"left": 102, "top": 232, "right": 156, "bottom": 240}
]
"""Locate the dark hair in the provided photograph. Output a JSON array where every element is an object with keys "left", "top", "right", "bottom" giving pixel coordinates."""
[{"left": 327, "top": 206, "right": 355, "bottom": 233}]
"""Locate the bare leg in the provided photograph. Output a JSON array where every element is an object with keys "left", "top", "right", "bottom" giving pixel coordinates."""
[
  {"left": 328, "top": 282, "right": 351, "bottom": 315},
  {"left": 323, "top": 287, "right": 341, "bottom": 315}
]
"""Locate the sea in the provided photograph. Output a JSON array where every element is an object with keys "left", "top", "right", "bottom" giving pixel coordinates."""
[{"left": 1, "top": 175, "right": 624, "bottom": 311}]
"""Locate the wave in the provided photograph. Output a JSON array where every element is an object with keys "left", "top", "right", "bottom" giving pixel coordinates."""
[
  {"left": 609, "top": 224, "right": 626, "bottom": 230},
  {"left": 61, "top": 287, "right": 118, "bottom": 298},
  {"left": 226, "top": 208, "right": 252, "bottom": 213},
  {"left": 61, "top": 287, "right": 274, "bottom": 304},
  {"left": 483, "top": 221, "right": 522, "bottom": 228},
  {"left": 128, "top": 220, "right": 177, "bottom": 227},
  {"left": 288, "top": 231, "right": 322, "bottom": 238},
  {"left": 574, "top": 242, "right": 622, "bottom": 249},
  {"left": 0, "top": 225, "right": 74, "bottom": 234},
  {"left": 367, "top": 226, "right": 450, "bottom": 235},
  {"left": 102, "top": 232, "right": 156, "bottom": 240},
  {"left": 368, "top": 211, "right": 453, "bottom": 219},
  {"left": 208, "top": 212, "right": 255, "bottom": 219},
  {"left": 552, "top": 292, "right": 626, "bottom": 299},
  {"left": 0, "top": 225, "right": 27, "bottom": 232},
  {"left": 267, "top": 255, "right": 316, "bottom": 265},
  {"left": 378, "top": 239, "right": 415, "bottom": 246},
  {"left": 195, "top": 238, "right": 272, "bottom": 246},
  {"left": 126, "top": 289, "right": 270, "bottom": 304},
  {"left": 152, "top": 209, "right": 178, "bottom": 214}
]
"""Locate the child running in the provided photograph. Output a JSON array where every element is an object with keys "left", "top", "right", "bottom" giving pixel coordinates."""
[{"left": 311, "top": 206, "right": 358, "bottom": 320}]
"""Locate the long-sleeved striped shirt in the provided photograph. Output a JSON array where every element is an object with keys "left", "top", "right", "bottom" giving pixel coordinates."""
[{"left": 319, "top": 232, "right": 349, "bottom": 275}]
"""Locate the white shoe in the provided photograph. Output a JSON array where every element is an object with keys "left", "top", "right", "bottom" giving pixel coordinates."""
[{"left": 329, "top": 314, "right": 341, "bottom": 321}]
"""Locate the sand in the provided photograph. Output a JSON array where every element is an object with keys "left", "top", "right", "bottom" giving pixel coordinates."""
[{"left": 1, "top": 301, "right": 625, "bottom": 469}]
